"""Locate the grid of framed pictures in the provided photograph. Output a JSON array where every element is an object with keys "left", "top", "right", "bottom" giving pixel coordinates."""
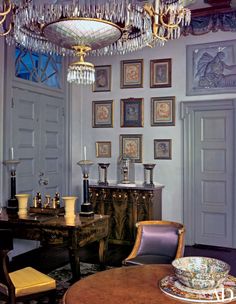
[{"left": 92, "top": 59, "right": 174, "bottom": 160}]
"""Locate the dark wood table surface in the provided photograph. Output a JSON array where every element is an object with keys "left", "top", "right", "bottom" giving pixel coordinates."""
[
  {"left": 0, "top": 209, "right": 110, "bottom": 281},
  {"left": 63, "top": 264, "right": 236, "bottom": 304}
]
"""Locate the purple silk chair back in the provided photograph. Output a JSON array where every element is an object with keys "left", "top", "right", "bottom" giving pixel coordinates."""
[
  {"left": 137, "top": 225, "right": 179, "bottom": 258},
  {"left": 123, "top": 220, "right": 185, "bottom": 266}
]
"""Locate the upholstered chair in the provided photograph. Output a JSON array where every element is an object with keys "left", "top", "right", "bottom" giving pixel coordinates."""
[
  {"left": 123, "top": 220, "right": 185, "bottom": 266},
  {"left": 0, "top": 229, "right": 56, "bottom": 304}
]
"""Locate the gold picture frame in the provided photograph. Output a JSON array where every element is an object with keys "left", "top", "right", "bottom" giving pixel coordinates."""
[
  {"left": 92, "top": 100, "right": 113, "bottom": 128},
  {"left": 120, "top": 134, "right": 143, "bottom": 163},
  {"left": 93, "top": 65, "right": 111, "bottom": 92},
  {"left": 150, "top": 58, "right": 172, "bottom": 88},
  {"left": 120, "top": 59, "right": 143, "bottom": 89},
  {"left": 154, "top": 139, "right": 172, "bottom": 159},
  {"left": 96, "top": 141, "right": 112, "bottom": 158},
  {"left": 151, "top": 96, "right": 175, "bottom": 126},
  {"left": 120, "top": 98, "right": 144, "bottom": 127}
]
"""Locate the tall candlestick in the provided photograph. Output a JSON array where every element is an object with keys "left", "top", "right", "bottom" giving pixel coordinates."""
[
  {"left": 10, "top": 147, "right": 14, "bottom": 160},
  {"left": 84, "top": 146, "right": 87, "bottom": 160}
]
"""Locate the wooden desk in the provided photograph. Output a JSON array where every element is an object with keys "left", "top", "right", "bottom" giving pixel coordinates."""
[
  {"left": 63, "top": 264, "right": 236, "bottom": 304},
  {"left": 0, "top": 210, "right": 109, "bottom": 282}
]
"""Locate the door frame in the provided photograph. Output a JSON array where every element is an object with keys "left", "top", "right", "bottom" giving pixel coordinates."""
[{"left": 180, "top": 99, "right": 236, "bottom": 248}]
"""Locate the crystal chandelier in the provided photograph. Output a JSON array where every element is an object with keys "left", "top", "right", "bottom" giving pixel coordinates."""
[{"left": 0, "top": 0, "right": 191, "bottom": 85}]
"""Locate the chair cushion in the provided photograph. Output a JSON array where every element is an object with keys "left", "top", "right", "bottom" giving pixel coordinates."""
[
  {"left": 137, "top": 225, "right": 179, "bottom": 259},
  {"left": 9, "top": 267, "right": 56, "bottom": 297},
  {"left": 124, "top": 255, "right": 173, "bottom": 266}
]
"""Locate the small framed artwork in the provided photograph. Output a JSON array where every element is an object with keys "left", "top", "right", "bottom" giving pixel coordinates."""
[
  {"left": 151, "top": 96, "right": 175, "bottom": 126},
  {"left": 92, "top": 100, "right": 113, "bottom": 128},
  {"left": 93, "top": 65, "right": 111, "bottom": 92},
  {"left": 120, "top": 59, "right": 143, "bottom": 89},
  {"left": 120, "top": 134, "right": 143, "bottom": 163},
  {"left": 150, "top": 58, "right": 172, "bottom": 88},
  {"left": 154, "top": 139, "right": 172, "bottom": 160},
  {"left": 120, "top": 98, "right": 144, "bottom": 127},
  {"left": 96, "top": 141, "right": 111, "bottom": 158}
]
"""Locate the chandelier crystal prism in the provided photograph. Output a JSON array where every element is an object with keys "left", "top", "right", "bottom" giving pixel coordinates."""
[{"left": 0, "top": 0, "right": 191, "bottom": 85}]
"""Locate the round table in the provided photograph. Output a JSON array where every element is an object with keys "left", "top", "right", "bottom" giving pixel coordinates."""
[
  {"left": 63, "top": 264, "right": 236, "bottom": 304},
  {"left": 62, "top": 265, "right": 183, "bottom": 304}
]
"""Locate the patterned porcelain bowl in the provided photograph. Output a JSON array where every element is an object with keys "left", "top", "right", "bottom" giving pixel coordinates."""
[{"left": 172, "top": 257, "right": 230, "bottom": 290}]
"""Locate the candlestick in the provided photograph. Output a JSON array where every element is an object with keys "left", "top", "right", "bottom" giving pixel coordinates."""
[
  {"left": 77, "top": 160, "right": 94, "bottom": 218},
  {"left": 3, "top": 159, "right": 21, "bottom": 215}
]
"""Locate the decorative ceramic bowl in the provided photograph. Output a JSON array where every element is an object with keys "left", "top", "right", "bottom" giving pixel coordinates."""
[{"left": 172, "top": 256, "right": 230, "bottom": 290}]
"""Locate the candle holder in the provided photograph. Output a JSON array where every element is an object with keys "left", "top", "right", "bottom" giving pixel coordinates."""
[
  {"left": 98, "top": 163, "right": 110, "bottom": 186},
  {"left": 143, "top": 163, "right": 156, "bottom": 187},
  {"left": 3, "top": 159, "right": 21, "bottom": 215},
  {"left": 77, "top": 160, "right": 94, "bottom": 217}
]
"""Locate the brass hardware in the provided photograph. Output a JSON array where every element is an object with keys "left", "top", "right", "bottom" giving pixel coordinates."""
[{"left": 0, "top": 0, "right": 12, "bottom": 36}]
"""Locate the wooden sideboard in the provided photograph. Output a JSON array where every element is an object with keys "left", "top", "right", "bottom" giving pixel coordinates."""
[{"left": 89, "top": 184, "right": 164, "bottom": 245}]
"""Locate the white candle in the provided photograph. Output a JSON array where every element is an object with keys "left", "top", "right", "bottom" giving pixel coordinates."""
[
  {"left": 154, "top": 0, "right": 159, "bottom": 24},
  {"left": 10, "top": 147, "right": 14, "bottom": 160},
  {"left": 84, "top": 146, "right": 87, "bottom": 161}
]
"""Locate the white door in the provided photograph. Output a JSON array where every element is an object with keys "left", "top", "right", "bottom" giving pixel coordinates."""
[
  {"left": 194, "top": 110, "right": 233, "bottom": 247},
  {"left": 12, "top": 87, "right": 64, "bottom": 201}
]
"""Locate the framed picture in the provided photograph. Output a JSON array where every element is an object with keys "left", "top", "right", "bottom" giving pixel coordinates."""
[
  {"left": 120, "top": 134, "right": 143, "bottom": 163},
  {"left": 120, "top": 98, "right": 144, "bottom": 127},
  {"left": 150, "top": 58, "right": 172, "bottom": 88},
  {"left": 96, "top": 141, "right": 111, "bottom": 158},
  {"left": 186, "top": 40, "right": 236, "bottom": 95},
  {"left": 120, "top": 59, "right": 143, "bottom": 89},
  {"left": 93, "top": 65, "right": 111, "bottom": 92},
  {"left": 151, "top": 96, "right": 175, "bottom": 126},
  {"left": 92, "top": 100, "right": 113, "bottom": 128},
  {"left": 154, "top": 139, "right": 172, "bottom": 160}
]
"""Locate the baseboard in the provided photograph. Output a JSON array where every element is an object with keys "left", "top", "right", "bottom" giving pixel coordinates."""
[{"left": 192, "top": 244, "right": 232, "bottom": 252}]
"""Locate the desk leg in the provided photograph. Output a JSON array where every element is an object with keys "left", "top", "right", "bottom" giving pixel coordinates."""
[
  {"left": 98, "top": 235, "right": 108, "bottom": 265},
  {"left": 68, "top": 247, "right": 80, "bottom": 282},
  {"left": 68, "top": 230, "right": 81, "bottom": 282}
]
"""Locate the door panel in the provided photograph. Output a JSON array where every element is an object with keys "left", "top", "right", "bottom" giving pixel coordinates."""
[
  {"left": 194, "top": 110, "right": 233, "bottom": 247},
  {"left": 13, "top": 89, "right": 39, "bottom": 196},
  {"left": 12, "top": 88, "right": 64, "bottom": 201},
  {"left": 39, "top": 94, "right": 63, "bottom": 196}
]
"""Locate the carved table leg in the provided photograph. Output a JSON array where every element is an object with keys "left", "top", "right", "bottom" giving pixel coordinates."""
[
  {"left": 99, "top": 238, "right": 105, "bottom": 264},
  {"left": 68, "top": 230, "right": 81, "bottom": 282}
]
